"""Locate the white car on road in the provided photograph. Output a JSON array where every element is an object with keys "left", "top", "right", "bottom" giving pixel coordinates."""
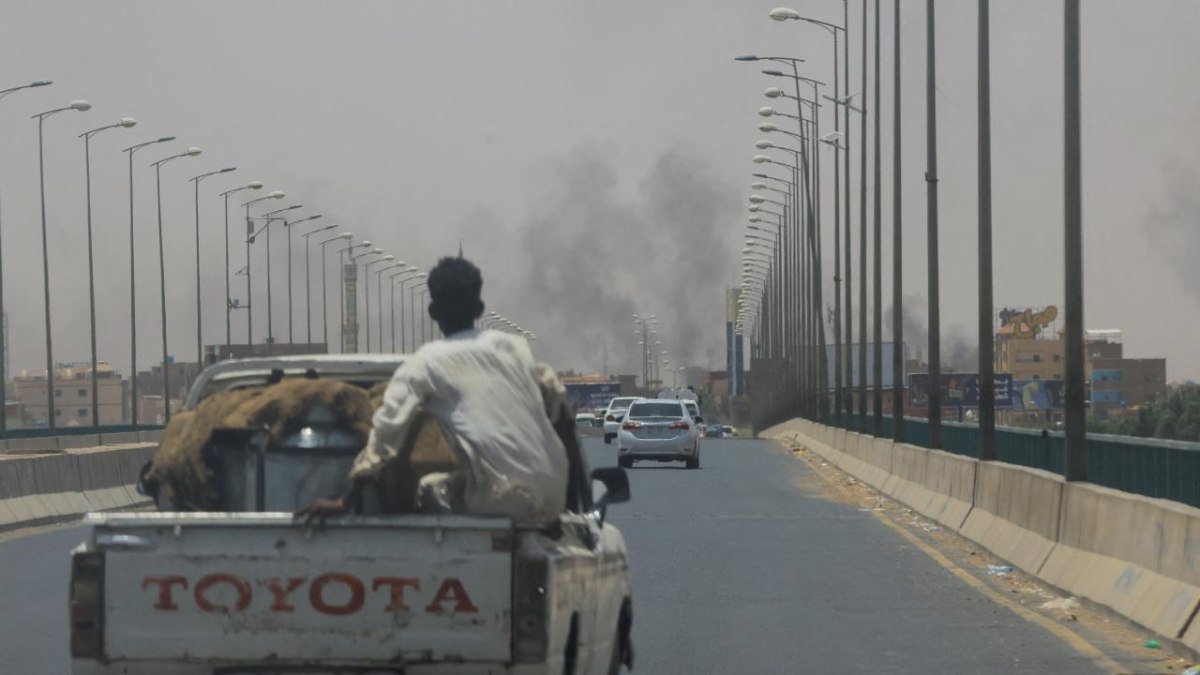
[
  {"left": 603, "top": 396, "right": 642, "bottom": 444},
  {"left": 617, "top": 399, "right": 700, "bottom": 469}
]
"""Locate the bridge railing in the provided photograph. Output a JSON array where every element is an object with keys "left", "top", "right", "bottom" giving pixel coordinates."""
[
  {"left": 828, "top": 412, "right": 1200, "bottom": 509},
  {"left": 0, "top": 424, "right": 165, "bottom": 441}
]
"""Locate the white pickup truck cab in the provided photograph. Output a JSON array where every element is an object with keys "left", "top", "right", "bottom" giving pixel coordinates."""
[{"left": 69, "top": 356, "right": 635, "bottom": 675}]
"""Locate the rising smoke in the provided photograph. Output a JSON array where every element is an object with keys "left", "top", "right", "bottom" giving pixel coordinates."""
[
  {"left": 884, "top": 293, "right": 979, "bottom": 372},
  {"left": 1142, "top": 161, "right": 1200, "bottom": 299},
  {"left": 481, "top": 146, "right": 740, "bottom": 375}
]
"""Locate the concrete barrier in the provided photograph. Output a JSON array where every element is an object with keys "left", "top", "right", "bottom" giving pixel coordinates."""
[
  {"left": 765, "top": 417, "right": 1200, "bottom": 653},
  {"left": 1041, "top": 482, "right": 1200, "bottom": 651},
  {"left": 0, "top": 443, "right": 155, "bottom": 531},
  {"left": 960, "top": 461, "right": 1063, "bottom": 576}
]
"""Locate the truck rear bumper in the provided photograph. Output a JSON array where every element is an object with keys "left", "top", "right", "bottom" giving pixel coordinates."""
[{"left": 74, "top": 660, "right": 558, "bottom": 675}]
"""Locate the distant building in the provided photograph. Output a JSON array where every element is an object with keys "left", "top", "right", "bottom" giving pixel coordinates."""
[
  {"left": 13, "top": 362, "right": 128, "bottom": 426},
  {"left": 1084, "top": 330, "right": 1166, "bottom": 416},
  {"left": 726, "top": 288, "right": 745, "bottom": 396}
]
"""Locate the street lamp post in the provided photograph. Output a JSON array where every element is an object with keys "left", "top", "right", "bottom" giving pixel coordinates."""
[
  {"left": 34, "top": 99, "right": 91, "bottom": 429},
  {"left": 241, "top": 191, "right": 286, "bottom": 346},
  {"left": 397, "top": 271, "right": 425, "bottom": 352},
  {"left": 250, "top": 204, "right": 302, "bottom": 349},
  {"left": 319, "top": 233, "right": 353, "bottom": 347},
  {"left": 375, "top": 262, "right": 404, "bottom": 350},
  {"left": 299, "top": 222, "right": 335, "bottom": 345},
  {"left": 410, "top": 281, "right": 427, "bottom": 349},
  {"left": 80, "top": 116, "right": 137, "bottom": 427},
  {"left": 188, "top": 166, "right": 237, "bottom": 366},
  {"left": 219, "top": 182, "right": 263, "bottom": 352},
  {"left": 122, "top": 135, "right": 175, "bottom": 425},
  {"left": 391, "top": 265, "right": 415, "bottom": 348},
  {"left": 362, "top": 255, "right": 396, "bottom": 352},
  {"left": 280, "top": 214, "right": 324, "bottom": 345},
  {"left": 348, "top": 248, "right": 384, "bottom": 352},
  {"left": 151, "top": 146, "right": 202, "bottom": 421},
  {"left": 0, "top": 80, "right": 52, "bottom": 432}
]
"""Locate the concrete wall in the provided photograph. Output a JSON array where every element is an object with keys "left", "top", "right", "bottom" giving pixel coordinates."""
[
  {"left": 764, "top": 418, "right": 1200, "bottom": 654},
  {"left": 0, "top": 443, "right": 155, "bottom": 531}
]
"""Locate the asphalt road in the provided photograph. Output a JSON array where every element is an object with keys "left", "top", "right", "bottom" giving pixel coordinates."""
[
  {"left": 583, "top": 436, "right": 1105, "bottom": 674},
  {"left": 0, "top": 436, "right": 1118, "bottom": 673}
]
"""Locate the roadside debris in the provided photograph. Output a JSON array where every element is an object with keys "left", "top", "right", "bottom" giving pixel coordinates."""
[
  {"left": 1143, "top": 639, "right": 1161, "bottom": 649},
  {"left": 1040, "top": 597, "right": 1080, "bottom": 612},
  {"left": 987, "top": 565, "right": 1014, "bottom": 576}
]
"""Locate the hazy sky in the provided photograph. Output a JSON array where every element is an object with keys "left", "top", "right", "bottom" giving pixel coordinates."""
[{"left": 0, "top": 1, "right": 1198, "bottom": 381}]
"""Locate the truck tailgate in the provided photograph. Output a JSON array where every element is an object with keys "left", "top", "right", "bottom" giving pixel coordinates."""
[{"left": 88, "top": 512, "right": 513, "bottom": 666}]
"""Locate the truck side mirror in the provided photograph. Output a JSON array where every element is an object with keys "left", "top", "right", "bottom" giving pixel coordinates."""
[{"left": 591, "top": 467, "right": 631, "bottom": 524}]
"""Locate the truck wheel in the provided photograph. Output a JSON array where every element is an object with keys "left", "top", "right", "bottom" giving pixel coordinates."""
[
  {"left": 618, "top": 457, "right": 632, "bottom": 469},
  {"left": 604, "top": 433, "right": 614, "bottom": 444}
]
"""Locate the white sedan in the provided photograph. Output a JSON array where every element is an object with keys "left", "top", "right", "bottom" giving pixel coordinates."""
[{"left": 617, "top": 399, "right": 700, "bottom": 469}]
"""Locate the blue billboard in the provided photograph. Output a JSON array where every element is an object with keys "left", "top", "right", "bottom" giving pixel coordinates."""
[
  {"left": 908, "top": 373, "right": 1014, "bottom": 408},
  {"left": 564, "top": 382, "right": 622, "bottom": 412},
  {"left": 1011, "top": 380, "right": 1065, "bottom": 410}
]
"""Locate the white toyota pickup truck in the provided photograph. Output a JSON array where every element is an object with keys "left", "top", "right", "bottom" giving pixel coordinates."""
[{"left": 69, "top": 356, "right": 635, "bottom": 675}]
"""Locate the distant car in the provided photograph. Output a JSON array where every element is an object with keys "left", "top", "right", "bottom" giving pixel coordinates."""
[
  {"left": 575, "top": 412, "right": 599, "bottom": 428},
  {"left": 723, "top": 425, "right": 736, "bottom": 438},
  {"left": 603, "top": 396, "right": 642, "bottom": 444},
  {"left": 705, "top": 423, "right": 724, "bottom": 438},
  {"left": 617, "top": 399, "right": 700, "bottom": 469}
]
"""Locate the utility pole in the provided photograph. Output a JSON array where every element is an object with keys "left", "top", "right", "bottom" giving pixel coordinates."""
[
  {"left": 1063, "top": 0, "right": 1085, "bottom": 481},
  {"left": 977, "top": 0, "right": 996, "bottom": 460},
  {"left": 926, "top": 0, "right": 942, "bottom": 449},
  {"left": 872, "top": 0, "right": 884, "bottom": 435},
  {"left": 891, "top": 0, "right": 904, "bottom": 441},
  {"left": 858, "top": 0, "right": 869, "bottom": 432}
]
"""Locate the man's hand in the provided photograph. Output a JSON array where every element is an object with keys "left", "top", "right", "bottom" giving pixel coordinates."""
[{"left": 294, "top": 497, "right": 348, "bottom": 527}]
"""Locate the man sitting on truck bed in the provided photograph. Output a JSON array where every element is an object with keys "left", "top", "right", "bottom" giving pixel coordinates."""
[{"left": 300, "top": 256, "right": 569, "bottom": 525}]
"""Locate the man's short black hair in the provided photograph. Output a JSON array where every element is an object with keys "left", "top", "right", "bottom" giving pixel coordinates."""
[{"left": 427, "top": 256, "right": 484, "bottom": 326}]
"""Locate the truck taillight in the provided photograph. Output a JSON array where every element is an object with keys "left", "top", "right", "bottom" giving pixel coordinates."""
[
  {"left": 513, "top": 556, "right": 549, "bottom": 663},
  {"left": 69, "top": 551, "right": 105, "bottom": 659},
  {"left": 606, "top": 414, "right": 616, "bottom": 422},
  {"left": 622, "top": 421, "right": 641, "bottom": 430}
]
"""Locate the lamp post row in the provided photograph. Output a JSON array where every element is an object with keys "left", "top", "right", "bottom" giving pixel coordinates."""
[
  {"left": 1, "top": 82, "right": 429, "bottom": 431},
  {"left": 738, "top": 2, "right": 1086, "bottom": 482}
]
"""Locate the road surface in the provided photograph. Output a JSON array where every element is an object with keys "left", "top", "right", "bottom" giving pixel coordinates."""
[{"left": 0, "top": 436, "right": 1161, "bottom": 672}]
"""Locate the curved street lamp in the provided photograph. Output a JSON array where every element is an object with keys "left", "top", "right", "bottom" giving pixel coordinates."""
[
  {"left": 240, "top": 190, "right": 285, "bottom": 345},
  {"left": 317, "top": 231, "right": 353, "bottom": 347},
  {"left": 121, "top": 135, "right": 175, "bottom": 424},
  {"left": 78, "top": 116, "right": 136, "bottom": 426},
  {"left": 280, "top": 213, "right": 324, "bottom": 344},
  {"left": 150, "top": 146, "right": 202, "bottom": 420},
  {"left": 298, "top": 221, "right": 336, "bottom": 344},
  {"left": 32, "top": 100, "right": 91, "bottom": 429},
  {"left": 218, "top": 181, "right": 263, "bottom": 349},
  {"left": 188, "top": 166, "right": 237, "bottom": 365}
]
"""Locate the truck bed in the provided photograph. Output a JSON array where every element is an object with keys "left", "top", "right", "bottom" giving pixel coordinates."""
[{"left": 76, "top": 512, "right": 515, "bottom": 670}]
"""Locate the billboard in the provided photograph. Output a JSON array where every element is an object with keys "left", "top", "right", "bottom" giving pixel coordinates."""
[
  {"left": 564, "top": 382, "right": 622, "bottom": 413},
  {"left": 908, "top": 373, "right": 1014, "bottom": 408},
  {"left": 1010, "top": 379, "right": 1065, "bottom": 410},
  {"left": 826, "top": 342, "right": 903, "bottom": 391}
]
